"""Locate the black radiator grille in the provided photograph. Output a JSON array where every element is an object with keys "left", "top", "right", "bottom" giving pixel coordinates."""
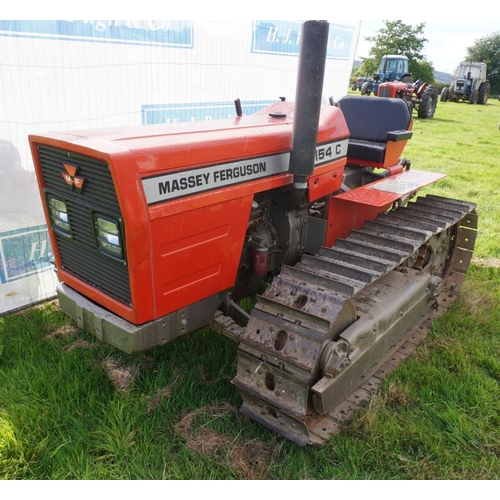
[
  {"left": 379, "top": 87, "right": 390, "bottom": 98},
  {"left": 37, "top": 145, "right": 120, "bottom": 212},
  {"left": 36, "top": 145, "right": 131, "bottom": 306},
  {"left": 56, "top": 236, "right": 131, "bottom": 304}
]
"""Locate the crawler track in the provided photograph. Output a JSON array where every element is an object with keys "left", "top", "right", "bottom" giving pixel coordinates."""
[{"left": 213, "top": 194, "right": 477, "bottom": 446}]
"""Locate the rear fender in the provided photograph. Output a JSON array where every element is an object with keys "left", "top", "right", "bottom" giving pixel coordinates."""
[{"left": 415, "top": 82, "right": 429, "bottom": 99}]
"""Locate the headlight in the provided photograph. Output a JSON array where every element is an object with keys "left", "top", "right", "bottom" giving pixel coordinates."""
[
  {"left": 94, "top": 215, "right": 124, "bottom": 259},
  {"left": 48, "top": 196, "right": 71, "bottom": 236}
]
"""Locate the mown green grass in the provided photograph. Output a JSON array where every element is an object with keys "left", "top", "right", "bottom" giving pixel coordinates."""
[
  {"left": 1, "top": 97, "right": 500, "bottom": 480},
  {"left": 405, "top": 97, "right": 500, "bottom": 260}
]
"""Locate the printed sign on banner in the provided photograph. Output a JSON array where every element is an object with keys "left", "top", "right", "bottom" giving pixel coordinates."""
[{"left": 0, "top": 19, "right": 360, "bottom": 315}]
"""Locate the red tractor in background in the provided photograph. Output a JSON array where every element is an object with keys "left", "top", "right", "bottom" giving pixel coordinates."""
[
  {"left": 362, "top": 55, "right": 439, "bottom": 119},
  {"left": 378, "top": 78, "right": 439, "bottom": 118}
]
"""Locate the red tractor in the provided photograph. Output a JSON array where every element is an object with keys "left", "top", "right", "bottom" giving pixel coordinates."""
[
  {"left": 29, "top": 21, "right": 476, "bottom": 446},
  {"left": 378, "top": 78, "right": 439, "bottom": 118},
  {"left": 362, "top": 55, "right": 439, "bottom": 118}
]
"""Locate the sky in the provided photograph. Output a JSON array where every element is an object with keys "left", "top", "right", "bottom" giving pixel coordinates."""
[{"left": 355, "top": 20, "right": 500, "bottom": 74}]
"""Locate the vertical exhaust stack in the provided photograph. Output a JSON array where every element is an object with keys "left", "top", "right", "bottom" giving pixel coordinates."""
[{"left": 289, "top": 20, "right": 330, "bottom": 192}]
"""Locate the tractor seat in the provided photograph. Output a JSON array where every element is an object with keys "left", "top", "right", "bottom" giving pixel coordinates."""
[{"left": 336, "top": 95, "right": 413, "bottom": 167}]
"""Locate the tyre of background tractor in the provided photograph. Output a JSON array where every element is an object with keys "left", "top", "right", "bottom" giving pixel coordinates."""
[
  {"left": 418, "top": 85, "right": 438, "bottom": 118},
  {"left": 360, "top": 81, "right": 372, "bottom": 96},
  {"left": 478, "top": 82, "right": 490, "bottom": 105}
]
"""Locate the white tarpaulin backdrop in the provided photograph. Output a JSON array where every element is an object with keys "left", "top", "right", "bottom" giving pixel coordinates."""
[{"left": 0, "top": 19, "right": 360, "bottom": 315}]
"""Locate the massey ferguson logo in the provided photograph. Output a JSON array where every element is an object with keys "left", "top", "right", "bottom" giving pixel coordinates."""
[{"left": 61, "top": 164, "right": 85, "bottom": 192}]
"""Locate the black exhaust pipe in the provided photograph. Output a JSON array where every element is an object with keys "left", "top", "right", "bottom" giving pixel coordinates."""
[{"left": 289, "top": 20, "right": 330, "bottom": 191}]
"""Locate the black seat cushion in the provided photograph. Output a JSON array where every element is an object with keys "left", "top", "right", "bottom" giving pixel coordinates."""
[
  {"left": 337, "top": 96, "right": 411, "bottom": 142},
  {"left": 346, "top": 139, "right": 386, "bottom": 163}
]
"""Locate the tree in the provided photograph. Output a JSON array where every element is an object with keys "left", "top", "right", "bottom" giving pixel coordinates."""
[
  {"left": 466, "top": 32, "right": 500, "bottom": 94},
  {"left": 356, "top": 21, "right": 435, "bottom": 83}
]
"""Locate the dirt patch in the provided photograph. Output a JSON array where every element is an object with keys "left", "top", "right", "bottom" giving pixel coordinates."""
[
  {"left": 460, "top": 279, "right": 498, "bottom": 318},
  {"left": 102, "top": 357, "right": 138, "bottom": 393},
  {"left": 227, "top": 438, "right": 276, "bottom": 479},
  {"left": 472, "top": 258, "right": 500, "bottom": 268},
  {"left": 463, "top": 291, "right": 497, "bottom": 317},
  {"left": 45, "top": 322, "right": 78, "bottom": 340},
  {"left": 146, "top": 377, "right": 179, "bottom": 413},
  {"left": 64, "top": 338, "right": 92, "bottom": 352},
  {"left": 176, "top": 403, "right": 277, "bottom": 479}
]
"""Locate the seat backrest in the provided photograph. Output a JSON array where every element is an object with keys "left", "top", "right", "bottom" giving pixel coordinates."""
[{"left": 337, "top": 96, "right": 411, "bottom": 143}]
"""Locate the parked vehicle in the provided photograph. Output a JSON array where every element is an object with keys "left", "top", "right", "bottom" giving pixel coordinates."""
[
  {"left": 351, "top": 77, "right": 368, "bottom": 91},
  {"left": 28, "top": 21, "right": 477, "bottom": 447},
  {"left": 440, "top": 61, "right": 490, "bottom": 104},
  {"left": 363, "top": 55, "right": 438, "bottom": 118},
  {"left": 378, "top": 79, "right": 439, "bottom": 118},
  {"left": 361, "top": 55, "right": 411, "bottom": 96}
]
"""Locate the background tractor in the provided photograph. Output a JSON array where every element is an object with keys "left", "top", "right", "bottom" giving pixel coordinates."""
[
  {"left": 377, "top": 78, "right": 439, "bottom": 118},
  {"left": 360, "top": 54, "right": 411, "bottom": 96},
  {"left": 440, "top": 61, "right": 490, "bottom": 104},
  {"left": 351, "top": 77, "right": 368, "bottom": 91},
  {"left": 361, "top": 54, "right": 438, "bottom": 118}
]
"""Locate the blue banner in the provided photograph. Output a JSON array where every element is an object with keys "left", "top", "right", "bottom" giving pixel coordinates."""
[
  {"left": 0, "top": 225, "right": 53, "bottom": 284},
  {"left": 142, "top": 100, "right": 275, "bottom": 125},
  {"left": 252, "top": 20, "right": 355, "bottom": 60},
  {"left": 0, "top": 20, "right": 193, "bottom": 48}
]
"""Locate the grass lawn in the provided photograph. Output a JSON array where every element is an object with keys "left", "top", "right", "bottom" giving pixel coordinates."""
[{"left": 1, "top": 95, "right": 500, "bottom": 481}]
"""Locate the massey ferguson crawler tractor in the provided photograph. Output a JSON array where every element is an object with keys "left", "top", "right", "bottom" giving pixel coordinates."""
[{"left": 29, "top": 21, "right": 477, "bottom": 446}]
